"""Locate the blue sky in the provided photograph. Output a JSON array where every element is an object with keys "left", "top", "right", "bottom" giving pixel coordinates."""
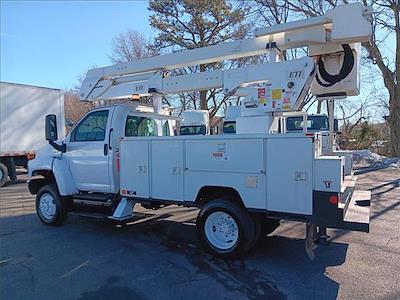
[
  {"left": 1, "top": 0, "right": 153, "bottom": 89},
  {"left": 0, "top": 1, "right": 391, "bottom": 121}
]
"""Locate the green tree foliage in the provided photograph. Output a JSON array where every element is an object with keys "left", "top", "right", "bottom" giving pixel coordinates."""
[
  {"left": 342, "top": 121, "right": 390, "bottom": 155},
  {"left": 148, "top": 0, "right": 249, "bottom": 114}
]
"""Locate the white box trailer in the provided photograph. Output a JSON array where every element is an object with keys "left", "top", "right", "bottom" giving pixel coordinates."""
[{"left": 0, "top": 82, "right": 65, "bottom": 186}]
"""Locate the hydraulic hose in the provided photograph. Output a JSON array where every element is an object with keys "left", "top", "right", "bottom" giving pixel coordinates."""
[{"left": 315, "top": 44, "right": 354, "bottom": 88}]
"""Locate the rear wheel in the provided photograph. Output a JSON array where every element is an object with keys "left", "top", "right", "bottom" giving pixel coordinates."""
[
  {"left": 0, "top": 163, "right": 8, "bottom": 187},
  {"left": 196, "top": 199, "right": 255, "bottom": 259},
  {"left": 36, "top": 184, "right": 67, "bottom": 225}
]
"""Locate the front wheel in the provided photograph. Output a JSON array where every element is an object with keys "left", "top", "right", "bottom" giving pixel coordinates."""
[
  {"left": 196, "top": 199, "right": 255, "bottom": 259},
  {"left": 36, "top": 184, "right": 67, "bottom": 226}
]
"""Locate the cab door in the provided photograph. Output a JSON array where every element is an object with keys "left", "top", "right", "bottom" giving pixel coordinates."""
[{"left": 66, "top": 108, "right": 114, "bottom": 193}]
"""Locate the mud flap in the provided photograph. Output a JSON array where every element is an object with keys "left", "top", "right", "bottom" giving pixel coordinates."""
[{"left": 305, "top": 223, "right": 317, "bottom": 260}]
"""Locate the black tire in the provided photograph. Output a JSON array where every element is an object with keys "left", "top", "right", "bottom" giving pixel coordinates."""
[
  {"left": 0, "top": 163, "right": 8, "bottom": 187},
  {"left": 36, "top": 184, "right": 67, "bottom": 226},
  {"left": 196, "top": 199, "right": 255, "bottom": 259},
  {"left": 251, "top": 214, "right": 263, "bottom": 247}
]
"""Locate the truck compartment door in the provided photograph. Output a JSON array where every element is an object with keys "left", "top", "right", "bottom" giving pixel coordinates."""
[
  {"left": 120, "top": 140, "right": 149, "bottom": 198},
  {"left": 266, "top": 137, "right": 314, "bottom": 215},
  {"left": 150, "top": 140, "right": 184, "bottom": 201}
]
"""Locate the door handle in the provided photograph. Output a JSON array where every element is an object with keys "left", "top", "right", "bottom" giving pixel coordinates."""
[
  {"left": 104, "top": 143, "right": 108, "bottom": 156},
  {"left": 108, "top": 128, "right": 113, "bottom": 150}
]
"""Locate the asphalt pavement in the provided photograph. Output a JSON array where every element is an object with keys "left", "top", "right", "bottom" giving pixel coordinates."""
[{"left": 0, "top": 168, "right": 399, "bottom": 299}]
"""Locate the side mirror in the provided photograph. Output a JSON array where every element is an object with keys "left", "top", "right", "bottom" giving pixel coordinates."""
[
  {"left": 45, "top": 114, "right": 58, "bottom": 141},
  {"left": 334, "top": 119, "right": 339, "bottom": 133},
  {"left": 45, "top": 114, "right": 66, "bottom": 152}
]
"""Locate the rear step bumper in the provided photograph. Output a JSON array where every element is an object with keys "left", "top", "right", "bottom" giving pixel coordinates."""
[
  {"left": 341, "top": 190, "right": 370, "bottom": 232},
  {"left": 312, "top": 188, "right": 371, "bottom": 233}
]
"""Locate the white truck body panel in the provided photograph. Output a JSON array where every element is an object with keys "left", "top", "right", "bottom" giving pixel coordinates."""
[
  {"left": 184, "top": 138, "right": 266, "bottom": 209},
  {"left": 119, "top": 134, "right": 335, "bottom": 215},
  {"left": 120, "top": 140, "right": 150, "bottom": 198},
  {"left": 333, "top": 150, "right": 353, "bottom": 176},
  {"left": 151, "top": 140, "right": 184, "bottom": 201},
  {"left": 266, "top": 138, "right": 314, "bottom": 215},
  {"left": 225, "top": 106, "right": 241, "bottom": 122},
  {"left": 0, "top": 82, "right": 65, "bottom": 155},
  {"left": 314, "top": 156, "right": 344, "bottom": 193},
  {"left": 236, "top": 115, "right": 275, "bottom": 134}
]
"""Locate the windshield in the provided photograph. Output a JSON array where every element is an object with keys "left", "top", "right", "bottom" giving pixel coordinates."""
[
  {"left": 223, "top": 121, "right": 236, "bottom": 134},
  {"left": 286, "top": 116, "right": 329, "bottom": 132},
  {"left": 125, "top": 116, "right": 170, "bottom": 137},
  {"left": 180, "top": 125, "right": 206, "bottom": 135}
]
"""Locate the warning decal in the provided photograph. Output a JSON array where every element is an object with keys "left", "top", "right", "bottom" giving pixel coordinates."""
[
  {"left": 272, "top": 89, "right": 282, "bottom": 100},
  {"left": 258, "top": 88, "right": 266, "bottom": 105}
]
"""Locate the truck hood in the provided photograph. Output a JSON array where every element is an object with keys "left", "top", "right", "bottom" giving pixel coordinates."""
[{"left": 27, "top": 144, "right": 56, "bottom": 177}]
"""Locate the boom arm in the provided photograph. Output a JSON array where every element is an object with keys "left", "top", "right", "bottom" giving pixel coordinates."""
[{"left": 80, "top": 3, "right": 372, "bottom": 111}]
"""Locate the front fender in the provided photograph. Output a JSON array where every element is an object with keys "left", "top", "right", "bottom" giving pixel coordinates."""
[
  {"left": 28, "top": 145, "right": 78, "bottom": 196},
  {"left": 28, "top": 145, "right": 54, "bottom": 176},
  {"left": 53, "top": 157, "right": 78, "bottom": 196}
]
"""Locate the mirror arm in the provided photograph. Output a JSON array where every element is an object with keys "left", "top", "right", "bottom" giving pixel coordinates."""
[{"left": 49, "top": 140, "right": 66, "bottom": 153}]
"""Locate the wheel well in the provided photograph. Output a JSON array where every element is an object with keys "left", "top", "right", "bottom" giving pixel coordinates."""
[
  {"left": 195, "top": 186, "right": 245, "bottom": 208},
  {"left": 28, "top": 170, "right": 56, "bottom": 194}
]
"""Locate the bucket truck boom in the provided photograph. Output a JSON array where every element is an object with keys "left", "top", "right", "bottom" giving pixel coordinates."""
[{"left": 80, "top": 3, "right": 371, "bottom": 101}]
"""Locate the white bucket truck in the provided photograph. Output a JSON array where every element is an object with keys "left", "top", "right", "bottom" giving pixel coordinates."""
[
  {"left": 28, "top": 4, "right": 372, "bottom": 258},
  {"left": 179, "top": 110, "right": 210, "bottom": 135}
]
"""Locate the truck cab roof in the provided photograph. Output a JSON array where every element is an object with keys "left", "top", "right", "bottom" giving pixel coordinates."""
[{"left": 89, "top": 103, "right": 180, "bottom": 121}]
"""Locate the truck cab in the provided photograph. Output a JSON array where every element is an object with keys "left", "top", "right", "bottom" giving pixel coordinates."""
[
  {"left": 28, "top": 103, "right": 176, "bottom": 195},
  {"left": 179, "top": 110, "right": 209, "bottom": 135},
  {"left": 286, "top": 114, "right": 332, "bottom": 133},
  {"left": 286, "top": 114, "right": 335, "bottom": 155}
]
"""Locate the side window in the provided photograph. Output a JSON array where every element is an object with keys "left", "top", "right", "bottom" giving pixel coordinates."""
[
  {"left": 162, "top": 121, "right": 170, "bottom": 136},
  {"left": 71, "top": 110, "right": 109, "bottom": 142},
  {"left": 125, "top": 116, "right": 156, "bottom": 137}
]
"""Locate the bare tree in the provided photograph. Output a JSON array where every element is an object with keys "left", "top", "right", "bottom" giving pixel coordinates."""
[
  {"left": 64, "top": 90, "right": 93, "bottom": 131},
  {"left": 109, "top": 30, "right": 154, "bottom": 64},
  {"left": 276, "top": 0, "right": 399, "bottom": 156},
  {"left": 251, "top": 0, "right": 318, "bottom": 110}
]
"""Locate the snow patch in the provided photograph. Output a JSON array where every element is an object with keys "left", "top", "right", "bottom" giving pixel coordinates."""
[{"left": 352, "top": 150, "right": 400, "bottom": 169}]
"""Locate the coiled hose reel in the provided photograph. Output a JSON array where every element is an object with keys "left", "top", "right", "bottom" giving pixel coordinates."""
[{"left": 315, "top": 44, "right": 355, "bottom": 88}]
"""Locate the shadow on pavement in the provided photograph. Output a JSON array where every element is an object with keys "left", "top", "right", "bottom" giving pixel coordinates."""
[
  {"left": 103, "top": 215, "right": 346, "bottom": 299},
  {"left": 0, "top": 209, "right": 348, "bottom": 300}
]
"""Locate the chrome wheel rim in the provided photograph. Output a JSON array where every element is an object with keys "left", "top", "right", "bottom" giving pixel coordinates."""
[
  {"left": 205, "top": 211, "right": 239, "bottom": 250},
  {"left": 39, "top": 193, "right": 56, "bottom": 220}
]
